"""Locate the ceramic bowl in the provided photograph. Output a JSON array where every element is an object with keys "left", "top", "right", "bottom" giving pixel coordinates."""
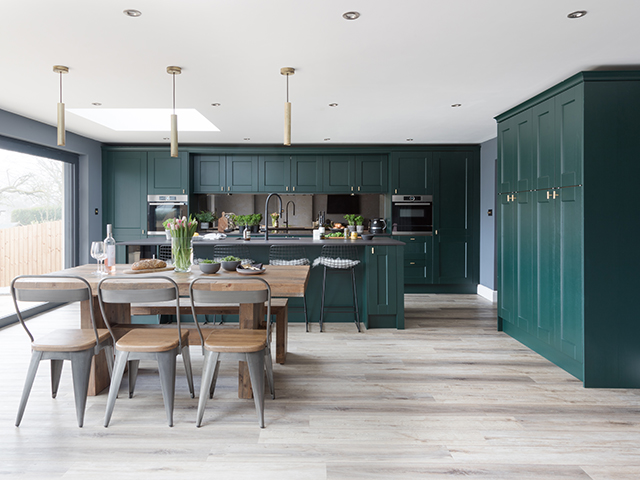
[
  {"left": 221, "top": 260, "right": 241, "bottom": 271},
  {"left": 199, "top": 262, "right": 220, "bottom": 274}
]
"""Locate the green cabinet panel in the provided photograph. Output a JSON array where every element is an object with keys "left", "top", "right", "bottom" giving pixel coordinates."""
[
  {"left": 393, "top": 235, "right": 433, "bottom": 284},
  {"left": 498, "top": 110, "right": 533, "bottom": 194},
  {"left": 390, "top": 152, "right": 431, "bottom": 195},
  {"left": 497, "top": 193, "right": 516, "bottom": 324},
  {"left": 556, "top": 85, "right": 583, "bottom": 188},
  {"left": 291, "top": 156, "right": 322, "bottom": 193},
  {"left": 323, "top": 155, "right": 355, "bottom": 193},
  {"left": 515, "top": 190, "right": 535, "bottom": 335},
  {"left": 258, "top": 155, "right": 290, "bottom": 192},
  {"left": 226, "top": 155, "right": 258, "bottom": 192},
  {"left": 193, "top": 155, "right": 225, "bottom": 193},
  {"left": 147, "top": 151, "right": 189, "bottom": 195},
  {"left": 356, "top": 154, "right": 388, "bottom": 193},
  {"left": 533, "top": 98, "right": 556, "bottom": 191},
  {"left": 433, "top": 152, "right": 475, "bottom": 284},
  {"left": 365, "top": 245, "right": 398, "bottom": 316}
]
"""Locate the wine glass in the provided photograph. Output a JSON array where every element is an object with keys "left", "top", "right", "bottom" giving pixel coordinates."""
[{"left": 90, "top": 241, "right": 105, "bottom": 275}]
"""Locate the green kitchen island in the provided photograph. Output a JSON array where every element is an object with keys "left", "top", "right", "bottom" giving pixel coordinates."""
[{"left": 119, "top": 236, "right": 405, "bottom": 329}]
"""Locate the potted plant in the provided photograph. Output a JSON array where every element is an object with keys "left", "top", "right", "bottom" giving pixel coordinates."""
[
  {"left": 344, "top": 214, "right": 357, "bottom": 232},
  {"left": 355, "top": 215, "right": 364, "bottom": 234},
  {"left": 248, "top": 213, "right": 263, "bottom": 233},
  {"left": 232, "top": 214, "right": 249, "bottom": 235},
  {"left": 195, "top": 210, "right": 216, "bottom": 230}
]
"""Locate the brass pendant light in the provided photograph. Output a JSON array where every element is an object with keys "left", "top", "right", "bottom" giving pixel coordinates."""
[
  {"left": 167, "top": 66, "right": 182, "bottom": 157},
  {"left": 281, "top": 67, "right": 295, "bottom": 146},
  {"left": 53, "top": 65, "right": 69, "bottom": 146}
]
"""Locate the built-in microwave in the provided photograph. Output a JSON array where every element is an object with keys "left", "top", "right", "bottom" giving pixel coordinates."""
[
  {"left": 391, "top": 194, "right": 433, "bottom": 233},
  {"left": 147, "top": 194, "right": 188, "bottom": 236}
]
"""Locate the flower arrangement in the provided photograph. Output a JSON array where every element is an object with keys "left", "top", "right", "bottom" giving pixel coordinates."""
[
  {"left": 270, "top": 212, "right": 279, "bottom": 227},
  {"left": 166, "top": 215, "right": 198, "bottom": 272}
]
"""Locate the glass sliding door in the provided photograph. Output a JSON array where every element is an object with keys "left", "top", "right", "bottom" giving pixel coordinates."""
[{"left": 0, "top": 145, "right": 76, "bottom": 320}]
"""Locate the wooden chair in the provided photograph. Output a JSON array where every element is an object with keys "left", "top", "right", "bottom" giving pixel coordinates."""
[
  {"left": 11, "top": 275, "right": 114, "bottom": 428},
  {"left": 98, "top": 276, "right": 194, "bottom": 427},
  {"left": 189, "top": 277, "right": 273, "bottom": 428}
]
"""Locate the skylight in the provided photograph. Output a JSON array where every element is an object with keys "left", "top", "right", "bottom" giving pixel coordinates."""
[{"left": 67, "top": 108, "right": 219, "bottom": 132}]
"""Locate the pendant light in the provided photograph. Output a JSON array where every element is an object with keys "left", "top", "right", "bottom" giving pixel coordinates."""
[
  {"left": 167, "top": 66, "right": 182, "bottom": 157},
  {"left": 280, "top": 67, "right": 295, "bottom": 146},
  {"left": 53, "top": 65, "right": 69, "bottom": 146}
]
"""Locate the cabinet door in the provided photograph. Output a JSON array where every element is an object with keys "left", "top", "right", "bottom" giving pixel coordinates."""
[
  {"left": 147, "top": 151, "right": 189, "bottom": 195},
  {"left": 323, "top": 155, "right": 355, "bottom": 193},
  {"left": 514, "top": 190, "right": 535, "bottom": 334},
  {"left": 498, "top": 117, "right": 517, "bottom": 194},
  {"left": 433, "top": 152, "right": 474, "bottom": 284},
  {"left": 533, "top": 98, "right": 556, "bottom": 192},
  {"left": 366, "top": 245, "right": 398, "bottom": 315},
  {"left": 556, "top": 85, "right": 583, "bottom": 188},
  {"left": 291, "top": 156, "right": 322, "bottom": 193},
  {"left": 534, "top": 187, "right": 556, "bottom": 345},
  {"left": 355, "top": 154, "right": 388, "bottom": 193},
  {"left": 103, "top": 151, "right": 147, "bottom": 240},
  {"left": 390, "top": 153, "right": 431, "bottom": 195},
  {"left": 393, "top": 235, "right": 432, "bottom": 284},
  {"left": 258, "top": 155, "right": 290, "bottom": 192},
  {"left": 226, "top": 155, "right": 258, "bottom": 192},
  {"left": 497, "top": 193, "right": 516, "bottom": 324},
  {"left": 193, "top": 155, "right": 226, "bottom": 193}
]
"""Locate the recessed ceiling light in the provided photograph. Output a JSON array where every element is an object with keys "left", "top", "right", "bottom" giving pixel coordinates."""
[
  {"left": 451, "top": 103, "right": 462, "bottom": 108},
  {"left": 567, "top": 10, "right": 587, "bottom": 19},
  {"left": 211, "top": 103, "right": 221, "bottom": 107},
  {"left": 243, "top": 138, "right": 251, "bottom": 141},
  {"left": 406, "top": 138, "right": 414, "bottom": 142},
  {"left": 124, "top": 9, "right": 142, "bottom": 17},
  {"left": 329, "top": 103, "right": 338, "bottom": 107},
  {"left": 324, "top": 138, "right": 331, "bottom": 141},
  {"left": 163, "top": 137, "right": 169, "bottom": 140},
  {"left": 92, "top": 102, "right": 102, "bottom": 107},
  {"left": 343, "top": 11, "right": 360, "bottom": 20}
]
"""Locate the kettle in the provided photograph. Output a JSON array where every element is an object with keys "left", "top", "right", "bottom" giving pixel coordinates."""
[{"left": 370, "top": 218, "right": 387, "bottom": 234}]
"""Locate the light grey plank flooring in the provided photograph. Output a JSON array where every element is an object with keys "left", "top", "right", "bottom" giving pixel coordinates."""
[{"left": 1, "top": 294, "right": 639, "bottom": 479}]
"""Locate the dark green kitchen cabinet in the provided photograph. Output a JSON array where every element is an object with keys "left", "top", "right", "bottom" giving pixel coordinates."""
[
  {"left": 322, "top": 155, "right": 355, "bottom": 193},
  {"left": 193, "top": 154, "right": 225, "bottom": 193},
  {"left": 226, "top": 155, "right": 258, "bottom": 192},
  {"left": 496, "top": 71, "right": 640, "bottom": 387},
  {"left": 355, "top": 154, "right": 388, "bottom": 193},
  {"left": 258, "top": 155, "right": 290, "bottom": 192},
  {"left": 365, "top": 244, "right": 404, "bottom": 328},
  {"left": 290, "top": 155, "right": 322, "bottom": 193},
  {"left": 432, "top": 151, "right": 478, "bottom": 285},
  {"left": 390, "top": 152, "right": 431, "bottom": 195},
  {"left": 147, "top": 151, "right": 189, "bottom": 195},
  {"left": 393, "top": 235, "right": 433, "bottom": 284},
  {"left": 102, "top": 150, "right": 147, "bottom": 262},
  {"left": 497, "top": 110, "right": 534, "bottom": 195},
  {"left": 323, "top": 154, "right": 388, "bottom": 193}
]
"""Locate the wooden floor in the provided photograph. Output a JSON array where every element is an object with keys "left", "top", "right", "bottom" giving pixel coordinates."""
[{"left": 1, "top": 294, "right": 639, "bottom": 479}]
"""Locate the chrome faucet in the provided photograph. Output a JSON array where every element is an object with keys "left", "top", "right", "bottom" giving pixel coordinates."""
[
  {"left": 285, "top": 200, "right": 296, "bottom": 230},
  {"left": 264, "top": 193, "right": 283, "bottom": 241}
]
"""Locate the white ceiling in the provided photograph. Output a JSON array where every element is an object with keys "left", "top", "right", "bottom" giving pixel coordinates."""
[{"left": 2, "top": 0, "right": 640, "bottom": 146}]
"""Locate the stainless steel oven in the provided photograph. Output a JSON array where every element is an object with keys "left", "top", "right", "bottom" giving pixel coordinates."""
[
  {"left": 147, "top": 194, "right": 188, "bottom": 236},
  {"left": 391, "top": 194, "right": 433, "bottom": 233}
]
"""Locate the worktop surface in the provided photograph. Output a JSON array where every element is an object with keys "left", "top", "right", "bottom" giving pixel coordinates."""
[{"left": 119, "top": 236, "right": 404, "bottom": 247}]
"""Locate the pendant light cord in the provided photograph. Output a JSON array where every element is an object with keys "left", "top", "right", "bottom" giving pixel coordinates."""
[
  {"left": 286, "top": 74, "right": 289, "bottom": 102},
  {"left": 172, "top": 73, "right": 176, "bottom": 114},
  {"left": 59, "top": 72, "right": 63, "bottom": 103}
]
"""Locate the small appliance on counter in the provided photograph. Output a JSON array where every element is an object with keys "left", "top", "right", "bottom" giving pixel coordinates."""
[{"left": 370, "top": 218, "right": 387, "bottom": 234}]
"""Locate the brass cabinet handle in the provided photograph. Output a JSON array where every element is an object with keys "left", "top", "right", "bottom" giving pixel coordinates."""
[
  {"left": 395, "top": 188, "right": 398, "bottom": 194},
  {"left": 547, "top": 191, "right": 551, "bottom": 199},
  {"left": 286, "top": 186, "right": 289, "bottom": 191},
  {"left": 293, "top": 186, "right": 296, "bottom": 192},
  {"left": 553, "top": 190, "right": 559, "bottom": 199},
  {"left": 351, "top": 186, "right": 354, "bottom": 191},
  {"left": 221, "top": 186, "right": 224, "bottom": 191},
  {"left": 371, "top": 247, "right": 374, "bottom": 254},
  {"left": 410, "top": 237, "right": 415, "bottom": 241},
  {"left": 358, "top": 186, "right": 361, "bottom": 191},
  {"left": 410, "top": 262, "right": 416, "bottom": 265}
]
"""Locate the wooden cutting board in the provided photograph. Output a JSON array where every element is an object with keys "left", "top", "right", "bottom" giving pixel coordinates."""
[{"left": 122, "top": 266, "right": 175, "bottom": 274}]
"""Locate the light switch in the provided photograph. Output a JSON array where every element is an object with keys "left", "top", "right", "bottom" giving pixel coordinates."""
[{"left": 487, "top": 209, "right": 493, "bottom": 216}]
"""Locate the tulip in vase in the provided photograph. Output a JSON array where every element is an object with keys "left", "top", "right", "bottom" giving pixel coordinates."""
[{"left": 166, "top": 215, "right": 198, "bottom": 272}]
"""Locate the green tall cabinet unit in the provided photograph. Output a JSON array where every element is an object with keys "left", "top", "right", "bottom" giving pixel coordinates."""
[
  {"left": 496, "top": 71, "right": 640, "bottom": 388},
  {"left": 147, "top": 151, "right": 189, "bottom": 194}
]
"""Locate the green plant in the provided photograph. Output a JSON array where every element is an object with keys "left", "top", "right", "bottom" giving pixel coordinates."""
[
  {"left": 354, "top": 215, "right": 364, "bottom": 226},
  {"left": 199, "top": 259, "right": 218, "bottom": 264},
  {"left": 221, "top": 255, "right": 241, "bottom": 262},
  {"left": 234, "top": 214, "right": 250, "bottom": 226},
  {"left": 248, "top": 213, "right": 263, "bottom": 226},
  {"left": 195, "top": 210, "right": 216, "bottom": 223},
  {"left": 344, "top": 214, "right": 357, "bottom": 226}
]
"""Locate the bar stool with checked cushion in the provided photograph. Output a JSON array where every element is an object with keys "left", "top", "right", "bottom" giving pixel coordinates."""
[
  {"left": 11, "top": 275, "right": 114, "bottom": 428},
  {"left": 269, "top": 244, "right": 310, "bottom": 331}
]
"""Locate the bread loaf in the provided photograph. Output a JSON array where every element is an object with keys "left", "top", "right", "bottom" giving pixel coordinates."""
[{"left": 131, "top": 259, "right": 167, "bottom": 270}]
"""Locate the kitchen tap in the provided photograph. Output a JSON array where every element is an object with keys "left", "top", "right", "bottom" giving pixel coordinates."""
[
  {"left": 285, "top": 200, "right": 296, "bottom": 230},
  {"left": 264, "top": 193, "right": 283, "bottom": 241}
]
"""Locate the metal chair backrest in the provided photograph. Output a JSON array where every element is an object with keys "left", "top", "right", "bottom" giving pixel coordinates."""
[
  {"left": 97, "top": 276, "right": 183, "bottom": 349},
  {"left": 213, "top": 244, "right": 252, "bottom": 263},
  {"left": 321, "top": 244, "right": 359, "bottom": 261},
  {"left": 10, "top": 275, "right": 97, "bottom": 344},
  {"left": 189, "top": 277, "right": 272, "bottom": 348},
  {"left": 269, "top": 245, "right": 309, "bottom": 265}
]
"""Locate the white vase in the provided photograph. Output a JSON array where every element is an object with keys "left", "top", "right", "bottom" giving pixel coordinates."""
[
  {"left": 201, "top": 222, "right": 210, "bottom": 230},
  {"left": 356, "top": 225, "right": 364, "bottom": 234}
]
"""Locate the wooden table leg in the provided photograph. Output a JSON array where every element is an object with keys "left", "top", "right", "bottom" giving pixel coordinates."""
[
  {"left": 276, "top": 304, "right": 287, "bottom": 364},
  {"left": 238, "top": 302, "right": 263, "bottom": 399},
  {"left": 82, "top": 297, "right": 129, "bottom": 396}
]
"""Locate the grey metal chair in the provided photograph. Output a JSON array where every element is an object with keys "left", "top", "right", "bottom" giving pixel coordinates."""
[
  {"left": 315, "top": 244, "right": 361, "bottom": 332},
  {"left": 269, "top": 244, "right": 310, "bottom": 331},
  {"left": 213, "top": 244, "right": 253, "bottom": 264},
  {"left": 11, "top": 275, "right": 114, "bottom": 428},
  {"left": 98, "top": 276, "right": 194, "bottom": 427},
  {"left": 189, "top": 277, "right": 273, "bottom": 428}
]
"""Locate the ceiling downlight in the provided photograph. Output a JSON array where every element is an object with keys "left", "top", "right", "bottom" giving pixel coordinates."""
[
  {"left": 124, "top": 9, "right": 142, "bottom": 17},
  {"left": 567, "top": 10, "right": 587, "bottom": 19},
  {"left": 343, "top": 11, "right": 360, "bottom": 20}
]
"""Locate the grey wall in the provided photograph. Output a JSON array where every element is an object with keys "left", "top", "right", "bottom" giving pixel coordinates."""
[
  {"left": 479, "top": 137, "right": 497, "bottom": 290},
  {"left": 0, "top": 108, "right": 103, "bottom": 264}
]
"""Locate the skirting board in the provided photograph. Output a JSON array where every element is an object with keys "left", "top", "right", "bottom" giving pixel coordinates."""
[{"left": 477, "top": 284, "right": 497, "bottom": 303}]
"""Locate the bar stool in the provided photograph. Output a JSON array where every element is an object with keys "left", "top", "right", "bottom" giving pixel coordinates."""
[
  {"left": 269, "top": 245, "right": 310, "bottom": 332},
  {"left": 213, "top": 244, "right": 253, "bottom": 264},
  {"left": 314, "top": 244, "right": 361, "bottom": 332}
]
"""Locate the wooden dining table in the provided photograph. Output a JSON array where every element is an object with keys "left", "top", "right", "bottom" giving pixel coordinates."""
[{"left": 45, "top": 263, "right": 310, "bottom": 398}]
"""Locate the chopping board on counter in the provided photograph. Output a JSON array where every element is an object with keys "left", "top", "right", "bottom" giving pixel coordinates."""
[{"left": 123, "top": 266, "right": 175, "bottom": 274}]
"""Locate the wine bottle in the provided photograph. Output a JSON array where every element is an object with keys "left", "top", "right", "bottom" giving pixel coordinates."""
[{"left": 104, "top": 224, "right": 116, "bottom": 274}]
